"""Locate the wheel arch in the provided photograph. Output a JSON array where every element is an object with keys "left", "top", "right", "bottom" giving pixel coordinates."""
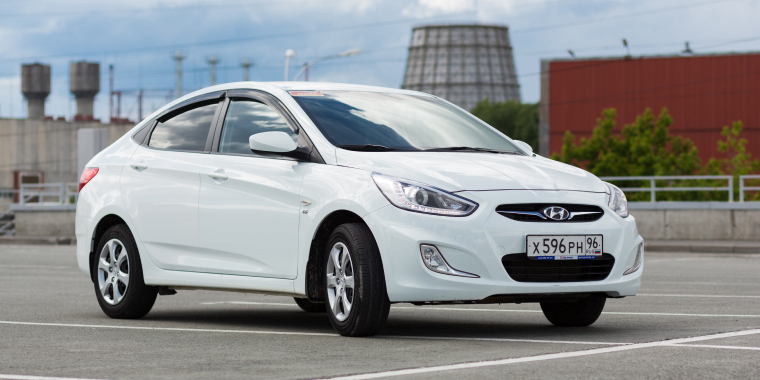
[
  {"left": 305, "top": 210, "right": 379, "bottom": 302},
  {"left": 89, "top": 214, "right": 128, "bottom": 283}
]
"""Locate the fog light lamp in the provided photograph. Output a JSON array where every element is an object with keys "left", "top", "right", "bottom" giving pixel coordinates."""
[
  {"left": 419, "top": 244, "right": 479, "bottom": 278},
  {"left": 623, "top": 243, "right": 643, "bottom": 275}
]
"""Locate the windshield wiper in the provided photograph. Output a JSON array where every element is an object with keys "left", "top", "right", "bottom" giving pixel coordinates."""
[
  {"left": 337, "top": 144, "right": 405, "bottom": 152},
  {"left": 423, "top": 146, "right": 522, "bottom": 155}
]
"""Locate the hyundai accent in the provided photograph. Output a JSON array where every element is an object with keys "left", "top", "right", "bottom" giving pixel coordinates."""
[{"left": 76, "top": 82, "right": 643, "bottom": 337}]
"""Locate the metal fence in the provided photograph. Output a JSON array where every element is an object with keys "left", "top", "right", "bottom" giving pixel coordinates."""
[
  {"left": 740, "top": 175, "right": 760, "bottom": 202},
  {"left": 600, "top": 175, "right": 733, "bottom": 202},
  {"left": 17, "top": 183, "right": 78, "bottom": 207},
  {"left": 0, "top": 188, "right": 17, "bottom": 200},
  {"left": 600, "top": 175, "right": 760, "bottom": 202}
]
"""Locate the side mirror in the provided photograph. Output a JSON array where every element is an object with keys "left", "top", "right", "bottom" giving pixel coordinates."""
[
  {"left": 513, "top": 140, "right": 534, "bottom": 155},
  {"left": 249, "top": 131, "right": 297, "bottom": 153}
]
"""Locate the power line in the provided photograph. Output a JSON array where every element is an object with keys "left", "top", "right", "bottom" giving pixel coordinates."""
[{"left": 0, "top": 0, "right": 721, "bottom": 63}]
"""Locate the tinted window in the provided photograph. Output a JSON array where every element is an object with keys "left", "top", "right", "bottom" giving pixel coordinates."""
[
  {"left": 293, "top": 91, "right": 519, "bottom": 152},
  {"left": 219, "top": 99, "right": 297, "bottom": 155},
  {"left": 148, "top": 102, "right": 218, "bottom": 151}
]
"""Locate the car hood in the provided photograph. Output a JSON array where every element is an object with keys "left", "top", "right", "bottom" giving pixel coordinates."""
[{"left": 335, "top": 150, "right": 607, "bottom": 193}]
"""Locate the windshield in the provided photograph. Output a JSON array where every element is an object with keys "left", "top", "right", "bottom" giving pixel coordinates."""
[{"left": 292, "top": 91, "right": 520, "bottom": 153}]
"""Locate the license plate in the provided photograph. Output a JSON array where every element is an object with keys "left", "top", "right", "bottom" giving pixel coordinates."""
[{"left": 526, "top": 235, "right": 603, "bottom": 260}]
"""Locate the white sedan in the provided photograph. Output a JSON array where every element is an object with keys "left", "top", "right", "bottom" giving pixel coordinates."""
[{"left": 76, "top": 82, "right": 643, "bottom": 337}]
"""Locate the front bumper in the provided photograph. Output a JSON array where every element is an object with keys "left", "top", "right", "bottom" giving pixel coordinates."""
[{"left": 364, "top": 190, "right": 643, "bottom": 303}]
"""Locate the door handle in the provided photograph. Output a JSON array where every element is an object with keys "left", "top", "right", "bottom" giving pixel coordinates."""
[
  {"left": 129, "top": 161, "right": 148, "bottom": 171},
  {"left": 207, "top": 169, "right": 228, "bottom": 181}
]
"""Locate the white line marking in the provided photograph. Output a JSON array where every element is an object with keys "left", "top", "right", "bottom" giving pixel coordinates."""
[
  {"left": 0, "top": 319, "right": 630, "bottom": 347},
  {"left": 0, "top": 321, "right": 335, "bottom": 337},
  {"left": 0, "top": 375, "right": 106, "bottom": 380},
  {"left": 646, "top": 281, "right": 760, "bottom": 286},
  {"left": 665, "top": 344, "right": 760, "bottom": 351},
  {"left": 201, "top": 301, "right": 760, "bottom": 318},
  {"left": 639, "top": 293, "right": 760, "bottom": 298},
  {"left": 383, "top": 335, "right": 630, "bottom": 346},
  {"left": 200, "top": 301, "right": 297, "bottom": 306},
  {"left": 646, "top": 257, "right": 718, "bottom": 263},
  {"left": 323, "top": 329, "right": 760, "bottom": 380},
  {"left": 0, "top": 265, "right": 71, "bottom": 269}
]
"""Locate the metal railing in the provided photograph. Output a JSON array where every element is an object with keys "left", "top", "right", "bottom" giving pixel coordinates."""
[
  {"left": 0, "top": 188, "right": 17, "bottom": 200},
  {"left": 740, "top": 175, "right": 760, "bottom": 202},
  {"left": 18, "top": 183, "right": 78, "bottom": 207},
  {"left": 600, "top": 176, "right": 734, "bottom": 202},
  {"left": 0, "top": 210, "right": 14, "bottom": 236}
]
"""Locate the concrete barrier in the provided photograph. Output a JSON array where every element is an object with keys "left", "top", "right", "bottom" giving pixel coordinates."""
[
  {"left": 630, "top": 202, "right": 760, "bottom": 241},
  {"left": 13, "top": 209, "right": 75, "bottom": 237}
]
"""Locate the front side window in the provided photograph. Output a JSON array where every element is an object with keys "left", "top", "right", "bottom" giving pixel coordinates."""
[
  {"left": 292, "top": 91, "right": 519, "bottom": 153},
  {"left": 219, "top": 99, "right": 297, "bottom": 155},
  {"left": 149, "top": 102, "right": 218, "bottom": 151}
]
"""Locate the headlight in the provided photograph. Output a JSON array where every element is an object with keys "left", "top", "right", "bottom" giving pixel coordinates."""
[
  {"left": 604, "top": 182, "right": 629, "bottom": 218},
  {"left": 372, "top": 173, "right": 478, "bottom": 216}
]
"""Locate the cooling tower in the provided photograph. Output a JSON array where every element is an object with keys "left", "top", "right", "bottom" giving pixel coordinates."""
[{"left": 402, "top": 24, "right": 520, "bottom": 111}]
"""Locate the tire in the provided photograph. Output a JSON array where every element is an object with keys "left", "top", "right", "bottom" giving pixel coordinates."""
[
  {"left": 93, "top": 224, "right": 158, "bottom": 319},
  {"left": 540, "top": 296, "right": 606, "bottom": 327},
  {"left": 324, "top": 223, "right": 390, "bottom": 337},
  {"left": 294, "top": 297, "right": 326, "bottom": 313}
]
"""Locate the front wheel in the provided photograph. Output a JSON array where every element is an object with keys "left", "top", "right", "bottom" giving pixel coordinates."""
[
  {"left": 93, "top": 224, "right": 157, "bottom": 319},
  {"left": 540, "top": 296, "right": 606, "bottom": 327},
  {"left": 324, "top": 223, "right": 390, "bottom": 337}
]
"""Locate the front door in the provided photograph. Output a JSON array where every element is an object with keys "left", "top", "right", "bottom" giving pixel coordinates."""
[{"left": 198, "top": 97, "right": 308, "bottom": 279}]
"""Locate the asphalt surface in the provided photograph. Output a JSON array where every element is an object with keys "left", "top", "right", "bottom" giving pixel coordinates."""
[{"left": 1, "top": 245, "right": 759, "bottom": 380}]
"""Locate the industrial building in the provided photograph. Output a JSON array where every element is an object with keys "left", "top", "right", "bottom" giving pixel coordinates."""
[
  {"left": 401, "top": 24, "right": 520, "bottom": 111},
  {"left": 1, "top": 62, "right": 132, "bottom": 237},
  {"left": 538, "top": 52, "right": 760, "bottom": 158}
]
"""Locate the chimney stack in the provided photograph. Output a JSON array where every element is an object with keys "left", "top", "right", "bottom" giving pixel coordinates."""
[
  {"left": 21, "top": 63, "right": 51, "bottom": 119},
  {"left": 70, "top": 61, "right": 100, "bottom": 120}
]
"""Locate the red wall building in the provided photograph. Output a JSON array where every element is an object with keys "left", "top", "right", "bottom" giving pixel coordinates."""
[{"left": 538, "top": 52, "right": 760, "bottom": 161}]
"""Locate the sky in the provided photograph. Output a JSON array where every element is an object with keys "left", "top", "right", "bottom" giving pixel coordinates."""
[{"left": 1, "top": 0, "right": 759, "bottom": 123}]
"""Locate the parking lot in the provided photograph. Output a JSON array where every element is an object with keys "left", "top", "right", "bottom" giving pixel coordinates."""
[{"left": 1, "top": 245, "right": 759, "bottom": 380}]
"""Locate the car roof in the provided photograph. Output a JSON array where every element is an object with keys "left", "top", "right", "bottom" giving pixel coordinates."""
[{"left": 180, "top": 81, "right": 429, "bottom": 99}]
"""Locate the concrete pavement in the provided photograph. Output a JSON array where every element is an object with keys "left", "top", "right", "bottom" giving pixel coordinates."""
[{"left": 0, "top": 245, "right": 758, "bottom": 379}]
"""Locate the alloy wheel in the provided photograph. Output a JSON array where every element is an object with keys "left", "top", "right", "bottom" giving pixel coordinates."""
[
  {"left": 97, "top": 239, "right": 130, "bottom": 305},
  {"left": 326, "top": 242, "right": 355, "bottom": 322}
]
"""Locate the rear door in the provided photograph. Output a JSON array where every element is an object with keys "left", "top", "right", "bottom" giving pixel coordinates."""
[
  {"left": 197, "top": 90, "right": 316, "bottom": 278},
  {"left": 121, "top": 92, "right": 224, "bottom": 271}
]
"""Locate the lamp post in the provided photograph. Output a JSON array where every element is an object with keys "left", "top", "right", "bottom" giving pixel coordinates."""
[
  {"left": 284, "top": 49, "right": 295, "bottom": 81},
  {"left": 292, "top": 48, "right": 361, "bottom": 81}
]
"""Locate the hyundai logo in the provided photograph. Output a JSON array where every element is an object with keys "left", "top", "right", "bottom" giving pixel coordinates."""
[{"left": 543, "top": 206, "right": 570, "bottom": 221}]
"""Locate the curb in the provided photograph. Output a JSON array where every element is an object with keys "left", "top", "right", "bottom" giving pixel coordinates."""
[
  {"left": 0, "top": 236, "right": 76, "bottom": 245},
  {"left": 646, "top": 241, "right": 760, "bottom": 254}
]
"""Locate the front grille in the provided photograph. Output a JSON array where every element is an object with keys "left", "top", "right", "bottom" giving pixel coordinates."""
[
  {"left": 502, "top": 253, "right": 615, "bottom": 282},
  {"left": 496, "top": 203, "right": 604, "bottom": 222}
]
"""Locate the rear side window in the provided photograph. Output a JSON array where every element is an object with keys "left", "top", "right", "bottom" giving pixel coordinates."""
[
  {"left": 218, "top": 99, "right": 297, "bottom": 155},
  {"left": 149, "top": 102, "right": 218, "bottom": 151}
]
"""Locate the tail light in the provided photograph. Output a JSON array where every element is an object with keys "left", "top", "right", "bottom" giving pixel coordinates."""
[{"left": 79, "top": 168, "right": 99, "bottom": 192}]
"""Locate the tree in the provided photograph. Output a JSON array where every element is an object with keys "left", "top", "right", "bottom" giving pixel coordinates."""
[
  {"left": 470, "top": 100, "right": 539, "bottom": 151},
  {"left": 705, "top": 121, "right": 760, "bottom": 200},
  {"left": 552, "top": 107, "right": 701, "bottom": 177},
  {"left": 552, "top": 108, "right": 704, "bottom": 201}
]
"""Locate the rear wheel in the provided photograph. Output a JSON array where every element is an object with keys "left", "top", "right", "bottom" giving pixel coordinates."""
[
  {"left": 324, "top": 223, "right": 390, "bottom": 337},
  {"left": 93, "top": 224, "right": 157, "bottom": 319},
  {"left": 294, "top": 297, "right": 325, "bottom": 313},
  {"left": 540, "top": 296, "right": 606, "bottom": 327}
]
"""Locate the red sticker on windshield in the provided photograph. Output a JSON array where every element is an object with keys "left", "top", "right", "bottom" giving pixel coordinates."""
[{"left": 289, "top": 91, "right": 324, "bottom": 97}]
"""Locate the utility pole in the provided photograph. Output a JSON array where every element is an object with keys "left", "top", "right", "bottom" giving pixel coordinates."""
[
  {"left": 137, "top": 89, "right": 143, "bottom": 121},
  {"left": 241, "top": 58, "right": 253, "bottom": 81},
  {"left": 284, "top": 49, "right": 295, "bottom": 81},
  {"left": 207, "top": 55, "right": 220, "bottom": 85},
  {"left": 109, "top": 64, "right": 114, "bottom": 122},
  {"left": 172, "top": 51, "right": 186, "bottom": 99}
]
